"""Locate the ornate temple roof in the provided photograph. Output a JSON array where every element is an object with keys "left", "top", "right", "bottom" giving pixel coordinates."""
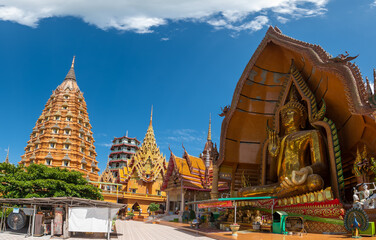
[
  {"left": 162, "top": 148, "right": 228, "bottom": 191},
  {"left": 119, "top": 107, "right": 167, "bottom": 183}
]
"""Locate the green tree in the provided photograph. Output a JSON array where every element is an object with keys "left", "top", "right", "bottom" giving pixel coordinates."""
[
  {"left": 0, "top": 163, "right": 103, "bottom": 200},
  {"left": 148, "top": 203, "right": 160, "bottom": 218}
]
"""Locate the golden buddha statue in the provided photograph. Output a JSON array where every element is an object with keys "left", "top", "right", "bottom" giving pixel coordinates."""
[{"left": 240, "top": 87, "right": 327, "bottom": 198}]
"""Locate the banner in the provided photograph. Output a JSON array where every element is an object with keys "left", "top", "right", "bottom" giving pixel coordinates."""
[{"left": 198, "top": 201, "right": 232, "bottom": 209}]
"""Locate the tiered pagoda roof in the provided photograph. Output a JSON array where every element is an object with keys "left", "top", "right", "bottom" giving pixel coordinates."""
[
  {"left": 19, "top": 57, "right": 99, "bottom": 181},
  {"left": 119, "top": 107, "right": 167, "bottom": 183}
]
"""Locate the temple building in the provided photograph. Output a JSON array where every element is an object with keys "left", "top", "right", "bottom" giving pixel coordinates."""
[
  {"left": 117, "top": 108, "right": 167, "bottom": 214},
  {"left": 107, "top": 134, "right": 140, "bottom": 182},
  {"left": 210, "top": 26, "right": 376, "bottom": 233},
  {"left": 19, "top": 57, "right": 99, "bottom": 181},
  {"left": 162, "top": 116, "right": 228, "bottom": 214}
]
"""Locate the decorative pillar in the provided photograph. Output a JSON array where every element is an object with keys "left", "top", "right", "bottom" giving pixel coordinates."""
[
  {"left": 210, "top": 164, "right": 219, "bottom": 199},
  {"left": 166, "top": 192, "right": 170, "bottom": 215},
  {"left": 180, "top": 190, "right": 185, "bottom": 213}
]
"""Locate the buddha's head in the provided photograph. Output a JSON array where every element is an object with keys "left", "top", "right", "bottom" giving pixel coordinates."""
[{"left": 281, "top": 87, "right": 307, "bottom": 131}]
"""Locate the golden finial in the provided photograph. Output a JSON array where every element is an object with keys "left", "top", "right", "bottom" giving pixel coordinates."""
[
  {"left": 149, "top": 105, "right": 153, "bottom": 127},
  {"left": 207, "top": 113, "right": 212, "bottom": 141},
  {"left": 71, "top": 56, "right": 75, "bottom": 68}
]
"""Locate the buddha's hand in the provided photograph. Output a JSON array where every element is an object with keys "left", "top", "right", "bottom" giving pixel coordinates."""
[
  {"left": 281, "top": 166, "right": 313, "bottom": 188},
  {"left": 267, "top": 129, "right": 280, "bottom": 157}
]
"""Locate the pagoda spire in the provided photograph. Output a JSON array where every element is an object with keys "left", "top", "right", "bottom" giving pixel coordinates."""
[
  {"left": 4, "top": 146, "right": 9, "bottom": 164},
  {"left": 207, "top": 113, "right": 212, "bottom": 141},
  {"left": 64, "top": 56, "right": 76, "bottom": 81},
  {"left": 149, "top": 105, "right": 153, "bottom": 128},
  {"left": 373, "top": 68, "right": 376, "bottom": 94}
]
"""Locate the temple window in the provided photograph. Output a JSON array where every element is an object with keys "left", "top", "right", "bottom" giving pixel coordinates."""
[
  {"left": 78, "top": 120, "right": 82, "bottom": 124},
  {"left": 62, "top": 106, "right": 67, "bottom": 110},
  {"left": 46, "top": 159, "right": 52, "bottom": 165},
  {"left": 156, "top": 190, "right": 161, "bottom": 196},
  {"left": 85, "top": 123, "right": 88, "bottom": 127},
  {"left": 116, "top": 163, "right": 119, "bottom": 168},
  {"left": 64, "top": 95, "right": 69, "bottom": 99},
  {"left": 79, "top": 133, "right": 83, "bottom": 138},
  {"left": 52, "top": 129, "right": 58, "bottom": 134},
  {"left": 64, "top": 130, "right": 71, "bottom": 135},
  {"left": 64, "top": 144, "right": 70, "bottom": 150},
  {"left": 127, "top": 147, "right": 131, "bottom": 151},
  {"left": 80, "top": 111, "right": 83, "bottom": 114},
  {"left": 40, "top": 130, "right": 44, "bottom": 134},
  {"left": 128, "top": 140, "right": 131, "bottom": 143},
  {"left": 66, "top": 117, "right": 72, "bottom": 121},
  {"left": 130, "top": 188, "right": 137, "bottom": 193},
  {"left": 55, "top": 116, "right": 60, "bottom": 120},
  {"left": 63, "top": 161, "right": 69, "bottom": 167},
  {"left": 38, "top": 120, "right": 43, "bottom": 124},
  {"left": 35, "top": 144, "right": 39, "bottom": 149},
  {"left": 49, "top": 143, "right": 56, "bottom": 148},
  {"left": 81, "top": 163, "right": 86, "bottom": 170},
  {"left": 45, "top": 117, "right": 49, "bottom": 121},
  {"left": 27, "top": 147, "right": 30, "bottom": 152},
  {"left": 91, "top": 167, "right": 95, "bottom": 172},
  {"left": 33, "top": 133, "right": 37, "bottom": 137},
  {"left": 86, "top": 136, "right": 90, "bottom": 141},
  {"left": 117, "top": 154, "right": 120, "bottom": 159},
  {"left": 89, "top": 151, "right": 93, "bottom": 156},
  {"left": 78, "top": 99, "right": 82, "bottom": 103},
  {"left": 80, "top": 147, "right": 85, "bottom": 153},
  {"left": 30, "top": 160, "right": 34, "bottom": 164}
]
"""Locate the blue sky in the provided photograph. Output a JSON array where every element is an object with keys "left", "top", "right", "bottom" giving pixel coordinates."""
[{"left": 0, "top": 0, "right": 375, "bottom": 173}]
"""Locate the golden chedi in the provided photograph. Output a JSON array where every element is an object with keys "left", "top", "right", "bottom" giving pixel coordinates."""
[{"left": 19, "top": 57, "right": 99, "bottom": 181}]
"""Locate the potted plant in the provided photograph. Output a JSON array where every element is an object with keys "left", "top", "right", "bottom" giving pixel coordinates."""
[
  {"left": 148, "top": 203, "right": 160, "bottom": 224},
  {"left": 230, "top": 223, "right": 240, "bottom": 236},
  {"left": 127, "top": 212, "right": 135, "bottom": 220}
]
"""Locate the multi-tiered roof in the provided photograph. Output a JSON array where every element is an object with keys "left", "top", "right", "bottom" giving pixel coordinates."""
[
  {"left": 119, "top": 107, "right": 167, "bottom": 184},
  {"left": 19, "top": 57, "right": 99, "bottom": 181}
]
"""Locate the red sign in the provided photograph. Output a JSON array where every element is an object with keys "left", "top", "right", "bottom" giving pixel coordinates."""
[{"left": 198, "top": 201, "right": 232, "bottom": 209}]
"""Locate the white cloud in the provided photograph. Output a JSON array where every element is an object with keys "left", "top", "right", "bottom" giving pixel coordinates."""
[
  {"left": 98, "top": 142, "right": 112, "bottom": 148},
  {"left": 164, "top": 129, "right": 205, "bottom": 143},
  {"left": 0, "top": 0, "right": 329, "bottom": 33},
  {"left": 277, "top": 16, "right": 289, "bottom": 24},
  {"left": 161, "top": 37, "right": 169, "bottom": 41}
]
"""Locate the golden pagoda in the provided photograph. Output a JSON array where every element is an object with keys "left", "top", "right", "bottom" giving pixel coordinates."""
[
  {"left": 118, "top": 107, "right": 167, "bottom": 215},
  {"left": 19, "top": 57, "right": 99, "bottom": 181}
]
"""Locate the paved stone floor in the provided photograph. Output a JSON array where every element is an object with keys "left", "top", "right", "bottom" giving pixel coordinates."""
[{"left": 115, "top": 220, "right": 214, "bottom": 240}]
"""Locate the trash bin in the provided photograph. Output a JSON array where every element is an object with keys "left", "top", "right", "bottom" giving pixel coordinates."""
[{"left": 272, "top": 211, "right": 288, "bottom": 234}]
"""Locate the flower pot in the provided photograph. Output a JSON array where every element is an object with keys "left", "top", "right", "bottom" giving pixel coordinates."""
[{"left": 230, "top": 224, "right": 240, "bottom": 236}]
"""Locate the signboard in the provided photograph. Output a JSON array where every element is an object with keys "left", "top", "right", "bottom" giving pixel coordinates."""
[{"left": 198, "top": 201, "right": 232, "bottom": 209}]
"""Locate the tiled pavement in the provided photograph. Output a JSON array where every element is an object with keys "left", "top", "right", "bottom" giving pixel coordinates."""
[
  {"left": 0, "top": 220, "right": 214, "bottom": 240},
  {"left": 115, "top": 220, "right": 214, "bottom": 240}
]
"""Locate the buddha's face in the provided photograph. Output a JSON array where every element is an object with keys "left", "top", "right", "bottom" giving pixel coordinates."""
[{"left": 282, "top": 108, "right": 301, "bottom": 129}]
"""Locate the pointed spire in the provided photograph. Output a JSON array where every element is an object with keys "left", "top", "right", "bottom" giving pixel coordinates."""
[
  {"left": 5, "top": 146, "right": 9, "bottom": 164},
  {"left": 126, "top": 130, "right": 128, "bottom": 137},
  {"left": 149, "top": 105, "right": 153, "bottom": 128},
  {"left": 64, "top": 56, "right": 76, "bottom": 81},
  {"left": 207, "top": 113, "right": 212, "bottom": 141},
  {"left": 373, "top": 68, "right": 376, "bottom": 94}
]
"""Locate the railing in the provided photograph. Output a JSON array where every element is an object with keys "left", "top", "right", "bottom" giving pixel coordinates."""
[{"left": 101, "top": 190, "right": 165, "bottom": 198}]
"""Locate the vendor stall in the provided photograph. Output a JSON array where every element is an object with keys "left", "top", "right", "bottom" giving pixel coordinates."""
[
  {"left": 187, "top": 196, "right": 277, "bottom": 234},
  {"left": 0, "top": 197, "right": 125, "bottom": 239}
]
